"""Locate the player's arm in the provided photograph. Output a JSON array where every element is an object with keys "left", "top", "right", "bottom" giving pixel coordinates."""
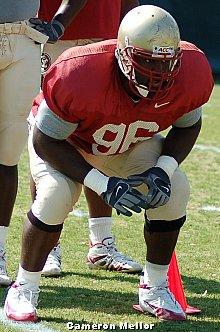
[
  {"left": 30, "top": 0, "right": 88, "bottom": 43},
  {"left": 120, "top": 0, "right": 140, "bottom": 20},
  {"left": 33, "top": 101, "right": 149, "bottom": 216},
  {"left": 161, "top": 107, "right": 202, "bottom": 165},
  {"left": 127, "top": 108, "right": 202, "bottom": 208},
  {"left": 51, "top": 0, "right": 88, "bottom": 30}
]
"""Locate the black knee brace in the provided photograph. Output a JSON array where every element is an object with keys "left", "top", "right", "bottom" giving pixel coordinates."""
[
  {"left": 144, "top": 212, "right": 186, "bottom": 233},
  {"left": 27, "top": 210, "right": 63, "bottom": 233}
]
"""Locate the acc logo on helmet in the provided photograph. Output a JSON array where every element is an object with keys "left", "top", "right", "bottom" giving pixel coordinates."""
[{"left": 153, "top": 46, "right": 174, "bottom": 55}]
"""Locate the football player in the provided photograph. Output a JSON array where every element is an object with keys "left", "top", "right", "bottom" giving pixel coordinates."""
[
  {"left": 0, "top": 0, "right": 48, "bottom": 286},
  {"left": 4, "top": 5, "right": 213, "bottom": 322},
  {"left": 0, "top": 0, "right": 110, "bottom": 286},
  {"left": 36, "top": 0, "right": 142, "bottom": 277}
]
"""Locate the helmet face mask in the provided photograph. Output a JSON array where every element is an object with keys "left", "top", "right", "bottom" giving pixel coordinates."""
[{"left": 116, "top": 5, "right": 182, "bottom": 99}]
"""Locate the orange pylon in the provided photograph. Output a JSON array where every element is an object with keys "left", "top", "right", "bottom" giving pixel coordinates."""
[{"left": 168, "top": 252, "right": 201, "bottom": 314}]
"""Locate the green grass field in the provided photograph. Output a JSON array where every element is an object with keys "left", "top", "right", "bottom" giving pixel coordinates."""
[{"left": 0, "top": 85, "right": 219, "bottom": 332}]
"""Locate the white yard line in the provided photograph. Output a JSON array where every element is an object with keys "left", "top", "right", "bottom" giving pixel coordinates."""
[
  {"left": 0, "top": 309, "right": 58, "bottom": 332},
  {"left": 69, "top": 209, "right": 88, "bottom": 217},
  {"left": 193, "top": 145, "right": 220, "bottom": 213},
  {"left": 201, "top": 205, "right": 220, "bottom": 212},
  {"left": 194, "top": 144, "right": 220, "bottom": 154}
]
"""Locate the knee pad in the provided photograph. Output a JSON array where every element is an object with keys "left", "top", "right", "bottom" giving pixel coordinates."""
[
  {"left": 147, "top": 169, "right": 190, "bottom": 221},
  {"left": 31, "top": 174, "right": 75, "bottom": 226},
  {"left": 144, "top": 214, "right": 186, "bottom": 233},
  {"left": 28, "top": 210, "right": 63, "bottom": 232}
]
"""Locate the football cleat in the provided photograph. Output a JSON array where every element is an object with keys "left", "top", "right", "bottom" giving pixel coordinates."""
[
  {"left": 87, "top": 237, "right": 142, "bottom": 273},
  {"left": 4, "top": 282, "right": 39, "bottom": 322},
  {"left": 42, "top": 243, "right": 62, "bottom": 277},
  {"left": 133, "top": 274, "right": 186, "bottom": 321},
  {"left": 0, "top": 244, "right": 11, "bottom": 286}
]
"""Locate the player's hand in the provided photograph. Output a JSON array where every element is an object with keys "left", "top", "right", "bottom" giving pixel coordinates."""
[
  {"left": 29, "top": 18, "right": 64, "bottom": 43},
  {"left": 101, "top": 177, "right": 149, "bottom": 217},
  {"left": 127, "top": 167, "right": 171, "bottom": 209}
]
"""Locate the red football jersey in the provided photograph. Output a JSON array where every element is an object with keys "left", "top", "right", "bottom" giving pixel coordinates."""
[
  {"left": 38, "top": 0, "right": 121, "bottom": 40},
  {"left": 32, "top": 40, "right": 213, "bottom": 155}
]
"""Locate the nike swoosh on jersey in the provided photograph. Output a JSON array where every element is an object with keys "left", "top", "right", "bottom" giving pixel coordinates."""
[{"left": 155, "top": 102, "right": 170, "bottom": 108}]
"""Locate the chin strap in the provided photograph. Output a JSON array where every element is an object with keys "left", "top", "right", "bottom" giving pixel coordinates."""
[
  {"left": 116, "top": 48, "right": 150, "bottom": 98},
  {"left": 136, "top": 85, "right": 149, "bottom": 98}
]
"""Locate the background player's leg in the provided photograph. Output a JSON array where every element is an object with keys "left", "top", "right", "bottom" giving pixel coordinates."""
[
  {"left": 0, "top": 165, "right": 18, "bottom": 285},
  {"left": 85, "top": 187, "right": 142, "bottom": 273},
  {"left": 0, "top": 30, "right": 41, "bottom": 286}
]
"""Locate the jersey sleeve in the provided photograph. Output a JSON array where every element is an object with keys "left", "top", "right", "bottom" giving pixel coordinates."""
[
  {"left": 182, "top": 43, "right": 214, "bottom": 110},
  {"left": 42, "top": 60, "right": 80, "bottom": 124},
  {"left": 173, "top": 107, "right": 202, "bottom": 127},
  {"left": 35, "top": 99, "right": 78, "bottom": 140},
  {"left": 31, "top": 92, "right": 44, "bottom": 117}
]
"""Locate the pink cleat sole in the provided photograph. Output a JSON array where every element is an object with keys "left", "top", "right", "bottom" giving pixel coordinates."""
[
  {"left": 133, "top": 304, "right": 186, "bottom": 321},
  {"left": 5, "top": 303, "right": 38, "bottom": 323}
]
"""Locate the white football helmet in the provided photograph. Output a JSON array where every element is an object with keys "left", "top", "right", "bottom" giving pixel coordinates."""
[{"left": 116, "top": 5, "right": 182, "bottom": 99}]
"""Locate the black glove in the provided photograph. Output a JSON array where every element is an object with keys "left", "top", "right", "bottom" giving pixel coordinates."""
[
  {"left": 127, "top": 167, "right": 171, "bottom": 209},
  {"left": 29, "top": 18, "right": 64, "bottom": 43},
  {"left": 101, "top": 177, "right": 149, "bottom": 217}
]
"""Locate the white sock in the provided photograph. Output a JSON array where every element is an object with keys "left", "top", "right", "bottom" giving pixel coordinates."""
[
  {"left": 144, "top": 261, "right": 169, "bottom": 287},
  {"left": 89, "top": 217, "right": 113, "bottom": 243},
  {"left": 0, "top": 226, "right": 9, "bottom": 247},
  {"left": 16, "top": 264, "right": 41, "bottom": 289}
]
